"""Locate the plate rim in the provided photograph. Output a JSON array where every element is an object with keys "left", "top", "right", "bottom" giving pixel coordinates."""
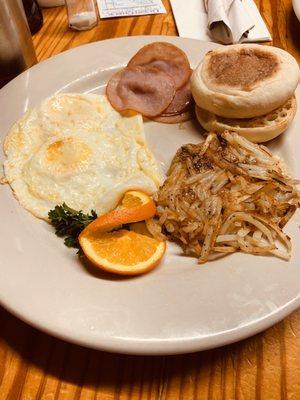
[
  {"left": 293, "top": 0, "right": 300, "bottom": 22},
  {"left": 1, "top": 286, "right": 299, "bottom": 355}
]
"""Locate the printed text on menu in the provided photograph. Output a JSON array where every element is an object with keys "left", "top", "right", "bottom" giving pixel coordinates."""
[{"left": 97, "top": 0, "right": 166, "bottom": 18}]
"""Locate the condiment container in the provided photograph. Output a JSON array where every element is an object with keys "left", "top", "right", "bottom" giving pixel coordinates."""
[
  {"left": 65, "top": 0, "right": 98, "bottom": 31},
  {"left": 0, "top": 0, "right": 37, "bottom": 88}
]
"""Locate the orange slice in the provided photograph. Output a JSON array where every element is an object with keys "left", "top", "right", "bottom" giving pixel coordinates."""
[
  {"left": 83, "top": 191, "right": 156, "bottom": 234},
  {"left": 129, "top": 221, "right": 153, "bottom": 237},
  {"left": 79, "top": 229, "right": 166, "bottom": 275}
]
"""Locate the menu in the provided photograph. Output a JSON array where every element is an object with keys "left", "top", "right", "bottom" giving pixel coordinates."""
[{"left": 97, "top": 0, "right": 166, "bottom": 18}]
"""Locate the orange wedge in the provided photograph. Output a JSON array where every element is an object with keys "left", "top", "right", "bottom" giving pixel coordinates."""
[
  {"left": 79, "top": 229, "right": 166, "bottom": 275},
  {"left": 82, "top": 191, "right": 156, "bottom": 234},
  {"left": 129, "top": 221, "right": 153, "bottom": 237}
]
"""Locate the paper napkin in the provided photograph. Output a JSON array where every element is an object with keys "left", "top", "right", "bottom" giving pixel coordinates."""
[{"left": 170, "top": 0, "right": 271, "bottom": 44}]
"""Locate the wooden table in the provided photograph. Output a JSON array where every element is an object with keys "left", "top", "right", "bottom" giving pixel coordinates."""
[{"left": 1, "top": 1, "right": 300, "bottom": 398}]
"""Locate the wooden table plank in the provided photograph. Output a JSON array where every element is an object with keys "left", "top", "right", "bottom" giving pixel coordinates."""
[
  {"left": 1, "top": 0, "right": 300, "bottom": 399},
  {"left": 0, "top": 307, "right": 300, "bottom": 398},
  {"left": 33, "top": 1, "right": 177, "bottom": 62}
]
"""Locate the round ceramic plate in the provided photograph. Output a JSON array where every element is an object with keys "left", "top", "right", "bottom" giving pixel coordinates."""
[
  {"left": 0, "top": 36, "right": 299, "bottom": 355},
  {"left": 293, "top": 0, "right": 300, "bottom": 22}
]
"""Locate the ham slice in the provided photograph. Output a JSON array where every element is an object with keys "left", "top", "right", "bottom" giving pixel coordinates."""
[
  {"left": 161, "top": 80, "right": 193, "bottom": 116},
  {"left": 105, "top": 42, "right": 194, "bottom": 123},
  {"left": 127, "top": 42, "right": 191, "bottom": 90},
  {"left": 155, "top": 80, "right": 194, "bottom": 123},
  {"left": 106, "top": 66, "right": 176, "bottom": 117},
  {"left": 152, "top": 110, "right": 194, "bottom": 124}
]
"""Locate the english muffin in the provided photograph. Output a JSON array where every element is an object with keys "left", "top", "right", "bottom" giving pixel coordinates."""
[
  {"left": 191, "top": 44, "right": 300, "bottom": 119},
  {"left": 195, "top": 96, "right": 297, "bottom": 143}
]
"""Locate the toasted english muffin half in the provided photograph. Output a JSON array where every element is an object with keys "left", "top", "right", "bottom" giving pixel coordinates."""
[
  {"left": 191, "top": 44, "right": 300, "bottom": 119},
  {"left": 195, "top": 96, "right": 297, "bottom": 143}
]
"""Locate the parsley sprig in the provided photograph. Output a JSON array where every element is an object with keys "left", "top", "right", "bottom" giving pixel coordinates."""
[{"left": 48, "top": 203, "right": 97, "bottom": 250}]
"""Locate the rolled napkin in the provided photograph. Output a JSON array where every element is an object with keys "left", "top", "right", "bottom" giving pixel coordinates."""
[
  {"left": 170, "top": 0, "right": 271, "bottom": 44},
  {"left": 205, "top": 0, "right": 254, "bottom": 43}
]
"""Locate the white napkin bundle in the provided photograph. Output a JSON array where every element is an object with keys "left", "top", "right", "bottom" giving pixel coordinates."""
[
  {"left": 170, "top": 0, "right": 271, "bottom": 44},
  {"left": 205, "top": 0, "right": 254, "bottom": 44}
]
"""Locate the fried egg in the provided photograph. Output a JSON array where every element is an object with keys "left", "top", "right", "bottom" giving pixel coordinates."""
[{"left": 3, "top": 93, "right": 162, "bottom": 219}]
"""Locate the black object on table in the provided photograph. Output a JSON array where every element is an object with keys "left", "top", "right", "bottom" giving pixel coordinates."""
[{"left": 22, "top": 0, "right": 43, "bottom": 35}]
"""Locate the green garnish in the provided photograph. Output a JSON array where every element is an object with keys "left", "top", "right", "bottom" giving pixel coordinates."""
[{"left": 48, "top": 203, "right": 97, "bottom": 250}]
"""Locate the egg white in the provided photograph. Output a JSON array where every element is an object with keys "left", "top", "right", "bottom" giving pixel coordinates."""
[{"left": 4, "top": 93, "right": 162, "bottom": 219}]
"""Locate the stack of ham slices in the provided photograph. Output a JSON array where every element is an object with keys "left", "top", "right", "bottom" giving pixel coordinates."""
[{"left": 106, "top": 42, "right": 194, "bottom": 124}]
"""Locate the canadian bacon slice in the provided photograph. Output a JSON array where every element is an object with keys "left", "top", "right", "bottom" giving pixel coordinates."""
[
  {"left": 106, "top": 66, "right": 176, "bottom": 117},
  {"left": 127, "top": 42, "right": 191, "bottom": 90},
  {"left": 153, "top": 80, "right": 194, "bottom": 123},
  {"left": 161, "top": 80, "right": 194, "bottom": 116},
  {"left": 152, "top": 110, "right": 194, "bottom": 124}
]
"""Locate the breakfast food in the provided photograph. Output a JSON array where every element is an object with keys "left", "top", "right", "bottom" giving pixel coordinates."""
[
  {"left": 106, "top": 66, "right": 176, "bottom": 117},
  {"left": 48, "top": 190, "right": 166, "bottom": 275},
  {"left": 77, "top": 190, "right": 165, "bottom": 275},
  {"left": 3, "top": 40, "right": 300, "bottom": 276},
  {"left": 106, "top": 42, "right": 194, "bottom": 123},
  {"left": 191, "top": 44, "right": 300, "bottom": 118},
  {"left": 152, "top": 109, "right": 193, "bottom": 124},
  {"left": 152, "top": 80, "right": 194, "bottom": 123},
  {"left": 147, "top": 130, "right": 300, "bottom": 263},
  {"left": 195, "top": 96, "right": 297, "bottom": 143},
  {"left": 127, "top": 42, "right": 191, "bottom": 89},
  {"left": 79, "top": 229, "right": 166, "bottom": 276},
  {"left": 48, "top": 190, "right": 157, "bottom": 250},
  {"left": 80, "top": 191, "right": 156, "bottom": 234},
  {"left": 3, "top": 93, "right": 162, "bottom": 219},
  {"left": 192, "top": 44, "right": 300, "bottom": 142}
]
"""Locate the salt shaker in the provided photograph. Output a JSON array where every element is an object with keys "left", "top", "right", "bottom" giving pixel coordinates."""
[
  {"left": 65, "top": 0, "right": 98, "bottom": 31},
  {"left": 0, "top": 0, "right": 37, "bottom": 88}
]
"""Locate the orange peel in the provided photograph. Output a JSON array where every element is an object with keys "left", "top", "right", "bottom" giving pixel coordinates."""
[{"left": 82, "top": 190, "right": 156, "bottom": 234}]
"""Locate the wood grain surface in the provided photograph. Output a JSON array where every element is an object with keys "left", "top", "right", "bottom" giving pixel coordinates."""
[{"left": 1, "top": 0, "right": 300, "bottom": 399}]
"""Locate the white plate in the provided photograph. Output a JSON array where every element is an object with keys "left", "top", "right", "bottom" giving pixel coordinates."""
[
  {"left": 0, "top": 36, "right": 299, "bottom": 355},
  {"left": 293, "top": 0, "right": 300, "bottom": 22}
]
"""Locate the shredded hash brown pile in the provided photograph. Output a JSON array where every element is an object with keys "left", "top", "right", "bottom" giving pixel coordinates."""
[{"left": 147, "top": 131, "right": 300, "bottom": 263}]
